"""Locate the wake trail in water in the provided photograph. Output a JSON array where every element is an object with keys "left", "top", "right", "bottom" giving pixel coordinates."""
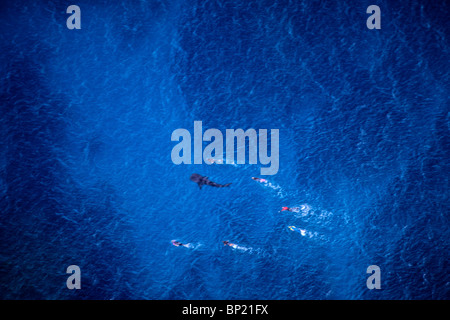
[
  {"left": 288, "top": 226, "right": 319, "bottom": 239},
  {"left": 206, "top": 157, "right": 238, "bottom": 167},
  {"left": 281, "top": 203, "right": 333, "bottom": 221},
  {"left": 225, "top": 245, "right": 273, "bottom": 258},
  {"left": 252, "top": 178, "right": 285, "bottom": 198},
  {"left": 171, "top": 240, "right": 204, "bottom": 250}
]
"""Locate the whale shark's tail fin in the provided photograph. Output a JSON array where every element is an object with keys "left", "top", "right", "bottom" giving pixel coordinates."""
[{"left": 221, "top": 183, "right": 232, "bottom": 187}]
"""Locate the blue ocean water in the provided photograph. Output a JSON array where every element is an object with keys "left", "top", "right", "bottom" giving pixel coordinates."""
[{"left": 0, "top": 0, "right": 448, "bottom": 300}]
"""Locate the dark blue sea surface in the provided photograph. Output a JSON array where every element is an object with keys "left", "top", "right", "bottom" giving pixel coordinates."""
[{"left": 0, "top": 0, "right": 448, "bottom": 299}]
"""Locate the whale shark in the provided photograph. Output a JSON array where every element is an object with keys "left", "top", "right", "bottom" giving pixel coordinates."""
[{"left": 190, "top": 173, "right": 232, "bottom": 189}]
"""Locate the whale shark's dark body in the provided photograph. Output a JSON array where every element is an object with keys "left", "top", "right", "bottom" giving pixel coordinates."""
[{"left": 190, "top": 173, "right": 232, "bottom": 189}]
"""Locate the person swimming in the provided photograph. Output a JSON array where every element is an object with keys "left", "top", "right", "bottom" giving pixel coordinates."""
[
  {"left": 252, "top": 177, "right": 268, "bottom": 183},
  {"left": 281, "top": 206, "right": 300, "bottom": 213},
  {"left": 171, "top": 240, "right": 190, "bottom": 248},
  {"left": 207, "top": 158, "right": 224, "bottom": 164},
  {"left": 288, "top": 226, "right": 307, "bottom": 236},
  {"left": 223, "top": 240, "right": 238, "bottom": 248}
]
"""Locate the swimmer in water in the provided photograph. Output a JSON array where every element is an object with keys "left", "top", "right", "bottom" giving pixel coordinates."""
[
  {"left": 207, "top": 158, "right": 224, "bottom": 164},
  {"left": 223, "top": 241, "right": 237, "bottom": 248},
  {"left": 252, "top": 177, "right": 268, "bottom": 183},
  {"left": 281, "top": 206, "right": 300, "bottom": 213},
  {"left": 171, "top": 240, "right": 190, "bottom": 248},
  {"left": 288, "top": 226, "right": 307, "bottom": 236}
]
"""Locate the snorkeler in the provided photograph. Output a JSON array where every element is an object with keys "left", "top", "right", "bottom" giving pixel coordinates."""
[
  {"left": 171, "top": 240, "right": 190, "bottom": 248},
  {"left": 223, "top": 241, "right": 238, "bottom": 248},
  {"left": 282, "top": 204, "right": 311, "bottom": 213},
  {"left": 288, "top": 226, "right": 307, "bottom": 236},
  {"left": 207, "top": 158, "right": 224, "bottom": 164},
  {"left": 252, "top": 177, "right": 268, "bottom": 183}
]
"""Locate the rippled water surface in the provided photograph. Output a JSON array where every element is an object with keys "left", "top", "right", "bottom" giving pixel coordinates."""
[{"left": 0, "top": 0, "right": 448, "bottom": 299}]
